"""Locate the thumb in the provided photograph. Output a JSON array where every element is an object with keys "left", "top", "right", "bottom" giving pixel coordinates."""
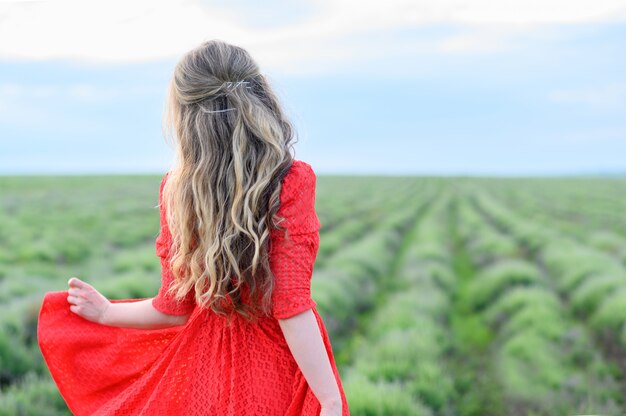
[{"left": 68, "top": 277, "right": 89, "bottom": 288}]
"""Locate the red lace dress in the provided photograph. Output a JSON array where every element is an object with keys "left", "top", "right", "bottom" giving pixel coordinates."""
[{"left": 37, "top": 160, "right": 350, "bottom": 416}]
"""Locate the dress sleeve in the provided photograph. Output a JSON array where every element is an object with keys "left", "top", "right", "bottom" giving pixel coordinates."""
[
  {"left": 152, "top": 172, "right": 197, "bottom": 316},
  {"left": 269, "top": 161, "right": 322, "bottom": 320}
]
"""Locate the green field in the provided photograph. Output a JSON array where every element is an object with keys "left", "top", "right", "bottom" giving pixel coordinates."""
[{"left": 1, "top": 174, "right": 626, "bottom": 415}]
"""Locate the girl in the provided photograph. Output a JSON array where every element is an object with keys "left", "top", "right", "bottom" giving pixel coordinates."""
[{"left": 37, "top": 39, "right": 349, "bottom": 416}]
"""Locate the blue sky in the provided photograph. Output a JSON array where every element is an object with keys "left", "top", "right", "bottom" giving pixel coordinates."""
[{"left": 0, "top": 0, "right": 625, "bottom": 176}]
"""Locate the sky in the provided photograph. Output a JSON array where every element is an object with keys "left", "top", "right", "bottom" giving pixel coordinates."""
[{"left": 1, "top": 0, "right": 625, "bottom": 176}]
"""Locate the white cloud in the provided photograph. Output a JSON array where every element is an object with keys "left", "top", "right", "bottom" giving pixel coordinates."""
[
  {"left": 0, "top": 82, "right": 162, "bottom": 126},
  {"left": 0, "top": 0, "right": 625, "bottom": 74},
  {"left": 311, "top": 0, "right": 626, "bottom": 32},
  {"left": 0, "top": 83, "right": 62, "bottom": 98},
  {"left": 0, "top": 0, "right": 247, "bottom": 62},
  {"left": 548, "top": 126, "right": 626, "bottom": 144},
  {"left": 547, "top": 82, "right": 626, "bottom": 110},
  {"left": 0, "top": 82, "right": 161, "bottom": 101},
  {"left": 65, "top": 84, "right": 162, "bottom": 101}
]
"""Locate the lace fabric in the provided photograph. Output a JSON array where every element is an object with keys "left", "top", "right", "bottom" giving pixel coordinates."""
[{"left": 37, "top": 159, "right": 350, "bottom": 415}]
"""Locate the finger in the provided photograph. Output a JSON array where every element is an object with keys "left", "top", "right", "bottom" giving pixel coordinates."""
[
  {"left": 69, "top": 305, "right": 81, "bottom": 314},
  {"left": 68, "top": 277, "right": 80, "bottom": 287},
  {"left": 69, "top": 277, "right": 88, "bottom": 289},
  {"left": 68, "top": 287, "right": 87, "bottom": 298},
  {"left": 67, "top": 295, "right": 83, "bottom": 305}
]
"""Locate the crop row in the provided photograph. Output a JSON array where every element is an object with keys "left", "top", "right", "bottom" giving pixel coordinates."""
[
  {"left": 343, "top": 191, "right": 457, "bottom": 415},
  {"left": 313, "top": 183, "right": 440, "bottom": 352},
  {"left": 468, "top": 177, "right": 626, "bottom": 236},
  {"left": 0, "top": 176, "right": 432, "bottom": 414},
  {"left": 483, "top": 183, "right": 626, "bottom": 265},
  {"left": 471, "top": 189, "right": 626, "bottom": 348},
  {"left": 316, "top": 180, "right": 429, "bottom": 268},
  {"left": 457, "top": 194, "right": 623, "bottom": 414}
]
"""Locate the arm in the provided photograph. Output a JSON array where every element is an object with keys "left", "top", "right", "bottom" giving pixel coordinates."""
[
  {"left": 278, "top": 309, "right": 342, "bottom": 412},
  {"left": 67, "top": 172, "right": 194, "bottom": 329},
  {"left": 102, "top": 298, "right": 191, "bottom": 329},
  {"left": 67, "top": 277, "right": 191, "bottom": 329}
]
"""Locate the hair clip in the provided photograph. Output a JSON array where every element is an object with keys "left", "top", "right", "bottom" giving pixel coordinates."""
[
  {"left": 200, "top": 107, "right": 237, "bottom": 113},
  {"left": 222, "top": 81, "right": 251, "bottom": 90}
]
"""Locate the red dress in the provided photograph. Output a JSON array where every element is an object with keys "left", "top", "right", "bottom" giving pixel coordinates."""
[{"left": 37, "top": 159, "right": 350, "bottom": 416}]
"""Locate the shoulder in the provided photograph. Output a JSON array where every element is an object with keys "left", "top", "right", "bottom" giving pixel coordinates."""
[
  {"left": 276, "top": 160, "right": 317, "bottom": 213},
  {"left": 281, "top": 160, "right": 316, "bottom": 194},
  {"left": 290, "top": 159, "right": 315, "bottom": 176},
  {"left": 275, "top": 160, "right": 321, "bottom": 232}
]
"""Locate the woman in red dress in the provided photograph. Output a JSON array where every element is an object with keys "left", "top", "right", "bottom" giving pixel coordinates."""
[{"left": 37, "top": 39, "right": 349, "bottom": 416}]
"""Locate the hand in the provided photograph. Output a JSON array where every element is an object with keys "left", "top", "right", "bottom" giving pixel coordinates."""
[{"left": 67, "top": 277, "right": 111, "bottom": 325}]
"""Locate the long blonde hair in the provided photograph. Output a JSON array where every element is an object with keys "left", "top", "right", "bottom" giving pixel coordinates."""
[{"left": 160, "top": 39, "right": 298, "bottom": 323}]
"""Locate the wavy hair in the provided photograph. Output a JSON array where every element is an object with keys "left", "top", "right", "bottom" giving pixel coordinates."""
[{"left": 160, "top": 39, "right": 298, "bottom": 323}]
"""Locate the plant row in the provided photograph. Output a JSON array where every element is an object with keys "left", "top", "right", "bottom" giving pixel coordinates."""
[
  {"left": 465, "top": 190, "right": 625, "bottom": 413},
  {"left": 343, "top": 192, "right": 457, "bottom": 415}
]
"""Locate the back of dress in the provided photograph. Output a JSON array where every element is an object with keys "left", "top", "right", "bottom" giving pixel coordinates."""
[{"left": 37, "top": 159, "right": 350, "bottom": 415}]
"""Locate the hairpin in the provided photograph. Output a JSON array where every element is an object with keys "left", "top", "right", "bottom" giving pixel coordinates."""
[
  {"left": 197, "top": 80, "right": 252, "bottom": 113},
  {"left": 200, "top": 107, "right": 237, "bottom": 113},
  {"left": 222, "top": 81, "right": 251, "bottom": 90}
]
